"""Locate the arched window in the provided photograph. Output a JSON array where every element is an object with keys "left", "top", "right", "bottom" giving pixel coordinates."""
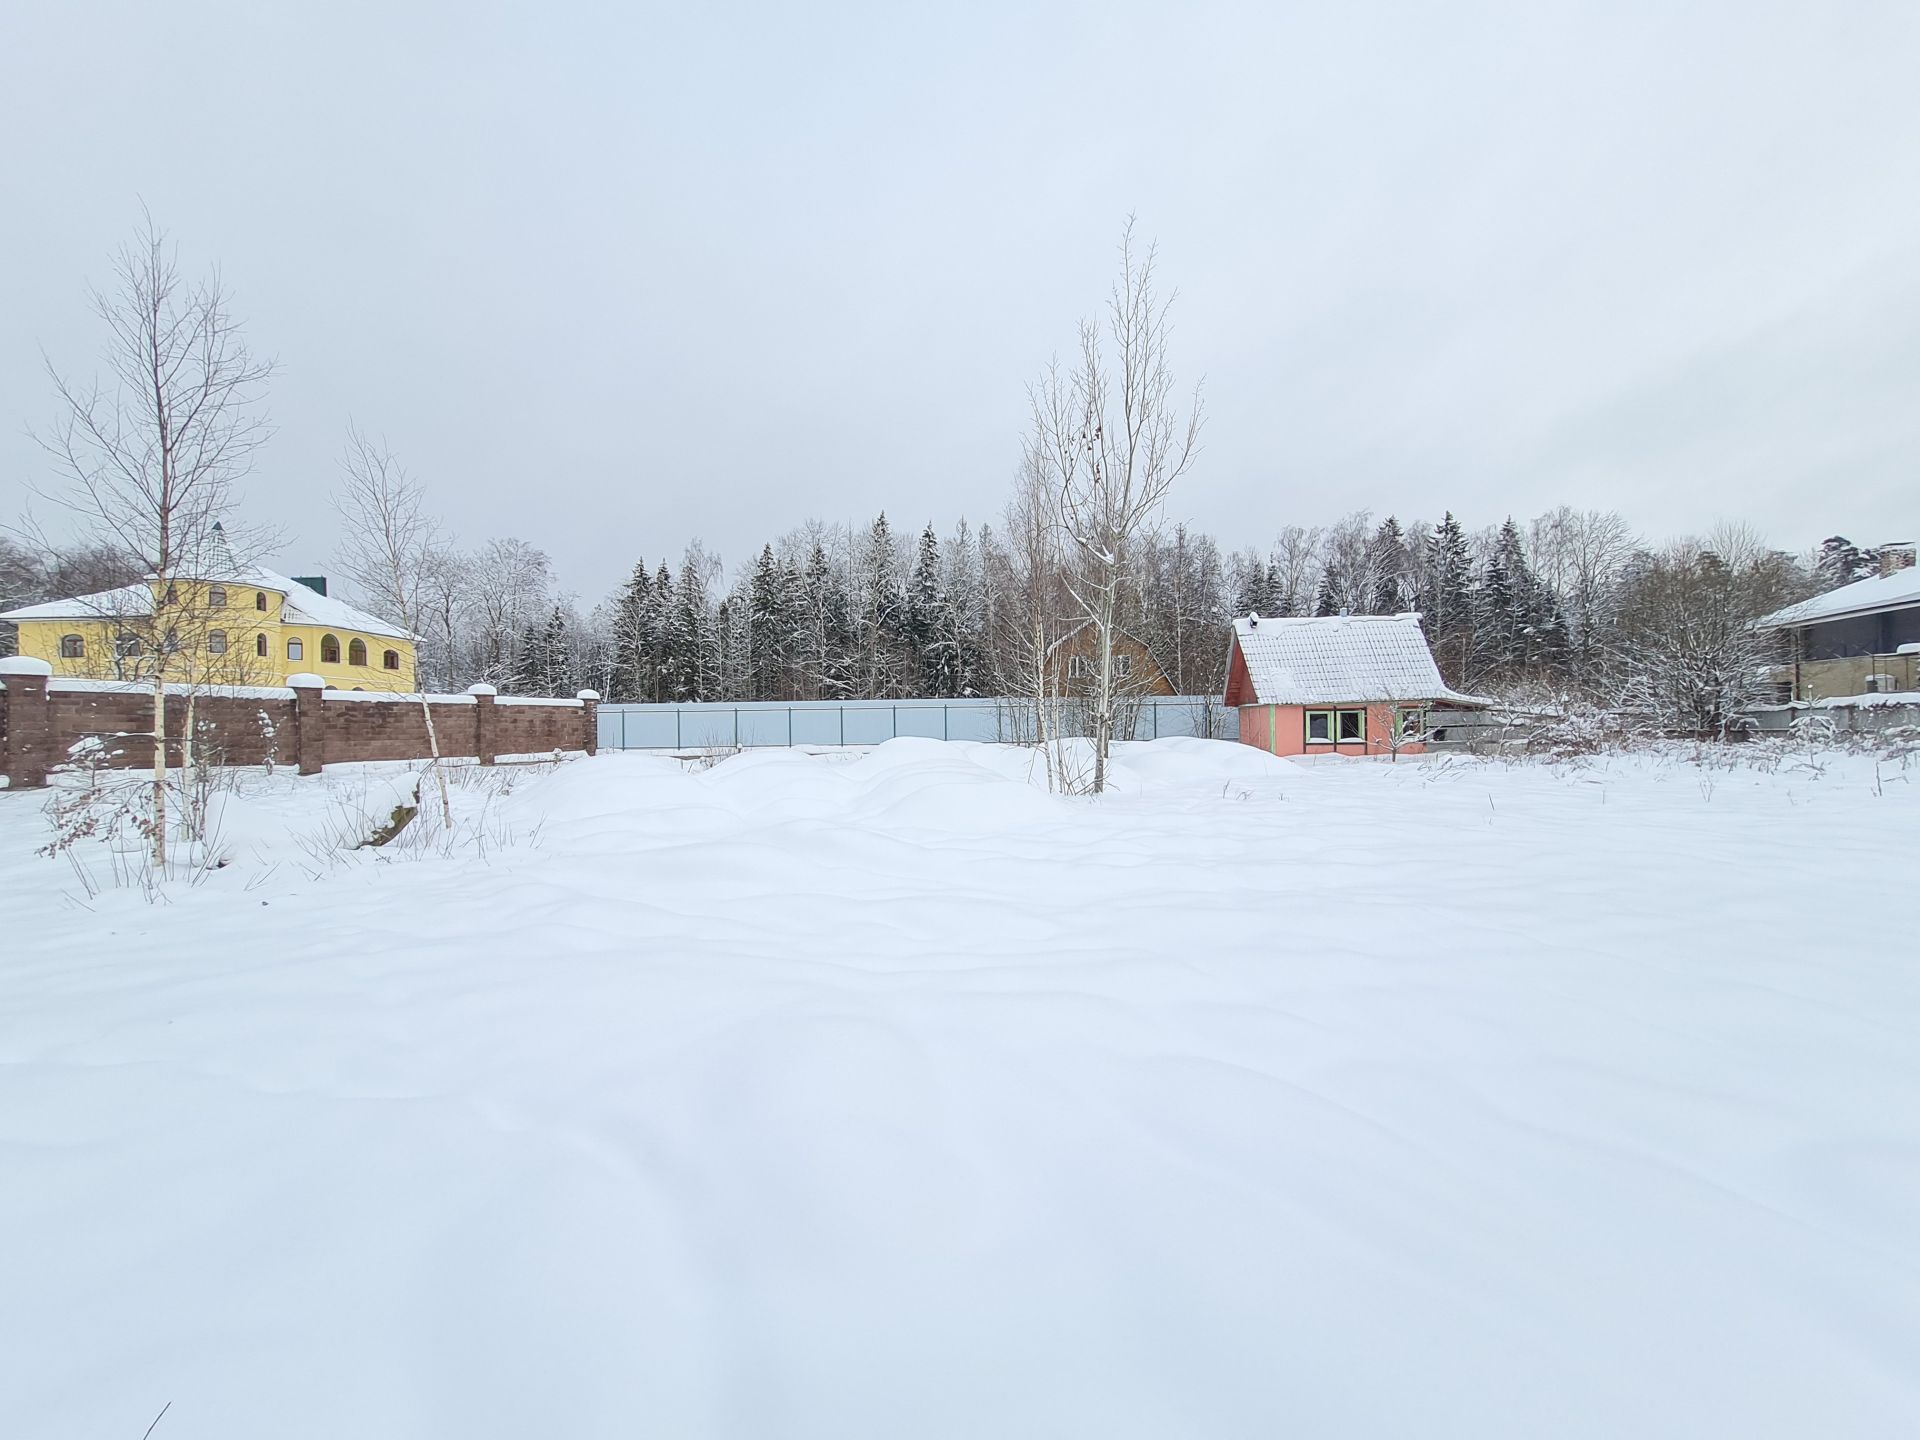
[
  {"left": 348, "top": 638, "right": 367, "bottom": 666},
  {"left": 255, "top": 633, "right": 268, "bottom": 657},
  {"left": 320, "top": 634, "right": 341, "bottom": 664},
  {"left": 164, "top": 583, "right": 178, "bottom": 605},
  {"left": 207, "top": 629, "right": 228, "bottom": 654},
  {"left": 209, "top": 585, "right": 228, "bottom": 608},
  {"left": 255, "top": 592, "right": 268, "bottom": 611},
  {"left": 382, "top": 649, "right": 400, "bottom": 670},
  {"left": 287, "top": 638, "right": 304, "bottom": 661},
  {"left": 59, "top": 633, "right": 85, "bottom": 659}
]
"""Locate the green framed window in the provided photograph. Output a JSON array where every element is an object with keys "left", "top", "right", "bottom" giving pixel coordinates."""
[
  {"left": 1395, "top": 707, "right": 1426, "bottom": 740},
  {"left": 1307, "top": 708, "right": 1370, "bottom": 745}
]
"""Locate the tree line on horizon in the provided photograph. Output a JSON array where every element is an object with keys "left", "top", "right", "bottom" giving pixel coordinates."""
[
  {"left": 6, "top": 503, "right": 1879, "bottom": 716},
  {"left": 512, "top": 507, "right": 1862, "bottom": 718}
]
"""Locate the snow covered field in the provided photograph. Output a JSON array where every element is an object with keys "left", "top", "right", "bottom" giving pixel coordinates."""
[{"left": 3, "top": 740, "right": 1918, "bottom": 1438}]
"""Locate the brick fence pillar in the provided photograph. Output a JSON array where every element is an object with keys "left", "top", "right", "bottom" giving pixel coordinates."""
[
  {"left": 577, "top": 689, "right": 600, "bottom": 757},
  {"left": 289, "top": 672, "right": 327, "bottom": 776},
  {"left": 0, "top": 657, "right": 55, "bottom": 789},
  {"left": 469, "top": 684, "right": 497, "bottom": 766}
]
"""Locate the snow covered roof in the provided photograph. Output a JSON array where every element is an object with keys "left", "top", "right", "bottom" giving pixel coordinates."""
[
  {"left": 262, "top": 570, "right": 416, "bottom": 641},
  {"left": 1756, "top": 566, "right": 1920, "bottom": 630},
  {"left": 1225, "top": 613, "right": 1485, "bottom": 706},
  {"left": 0, "top": 582, "right": 154, "bottom": 624},
  {"left": 0, "top": 569, "right": 416, "bottom": 641}
]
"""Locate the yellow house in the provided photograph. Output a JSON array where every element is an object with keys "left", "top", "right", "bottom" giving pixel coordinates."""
[{"left": 1, "top": 565, "right": 419, "bottom": 693}]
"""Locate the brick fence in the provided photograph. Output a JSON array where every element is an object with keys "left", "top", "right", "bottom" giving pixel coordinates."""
[{"left": 0, "top": 659, "right": 598, "bottom": 789}]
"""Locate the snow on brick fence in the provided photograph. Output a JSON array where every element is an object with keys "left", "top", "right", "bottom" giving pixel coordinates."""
[{"left": 0, "top": 659, "right": 598, "bottom": 788}]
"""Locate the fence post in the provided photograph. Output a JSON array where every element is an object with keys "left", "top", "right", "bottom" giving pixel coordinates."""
[
  {"left": 676, "top": 710, "right": 683, "bottom": 751},
  {"left": 468, "top": 684, "right": 497, "bottom": 766},
  {"left": 288, "top": 672, "right": 327, "bottom": 776},
  {"left": 943, "top": 704, "right": 949, "bottom": 742},
  {"left": 735, "top": 707, "right": 741, "bottom": 748},
  {"left": 0, "top": 657, "right": 54, "bottom": 789},
  {"left": 577, "top": 690, "right": 599, "bottom": 756}
]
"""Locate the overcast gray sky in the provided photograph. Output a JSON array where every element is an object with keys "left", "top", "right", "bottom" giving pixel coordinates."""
[{"left": 4, "top": 1, "right": 1917, "bottom": 599}]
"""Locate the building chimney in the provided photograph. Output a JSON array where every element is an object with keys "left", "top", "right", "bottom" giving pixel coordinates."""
[
  {"left": 1881, "top": 543, "right": 1916, "bottom": 578},
  {"left": 292, "top": 575, "right": 329, "bottom": 597}
]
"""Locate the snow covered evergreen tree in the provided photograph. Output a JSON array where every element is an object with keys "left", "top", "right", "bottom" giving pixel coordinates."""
[
  {"left": 1422, "top": 513, "right": 1476, "bottom": 686},
  {"left": 1228, "top": 547, "right": 1274, "bottom": 619},
  {"left": 1368, "top": 516, "right": 1411, "bottom": 615},
  {"left": 610, "top": 560, "right": 653, "bottom": 702},
  {"left": 856, "top": 513, "right": 909, "bottom": 697},
  {"left": 798, "top": 540, "right": 852, "bottom": 699},
  {"left": 906, "top": 523, "right": 960, "bottom": 696},
  {"left": 1814, "top": 536, "right": 1878, "bottom": 590},
  {"left": 1314, "top": 563, "right": 1342, "bottom": 617},
  {"left": 537, "top": 603, "right": 575, "bottom": 695},
  {"left": 666, "top": 554, "right": 711, "bottom": 701},
  {"left": 747, "top": 543, "right": 791, "bottom": 700}
]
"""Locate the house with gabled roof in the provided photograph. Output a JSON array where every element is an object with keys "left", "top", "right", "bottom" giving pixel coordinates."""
[
  {"left": 1755, "top": 543, "right": 1919, "bottom": 701},
  {"left": 1, "top": 526, "right": 419, "bottom": 692},
  {"left": 1223, "top": 612, "right": 1484, "bottom": 756},
  {"left": 1043, "top": 621, "right": 1177, "bottom": 698}
]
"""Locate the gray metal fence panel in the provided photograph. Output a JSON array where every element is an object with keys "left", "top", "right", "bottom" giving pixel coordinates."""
[{"left": 597, "top": 697, "right": 1238, "bottom": 751}]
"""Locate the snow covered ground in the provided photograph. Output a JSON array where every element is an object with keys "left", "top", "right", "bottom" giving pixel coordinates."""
[{"left": 2, "top": 739, "right": 1918, "bottom": 1438}]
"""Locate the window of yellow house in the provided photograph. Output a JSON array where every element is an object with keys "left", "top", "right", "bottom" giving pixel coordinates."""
[
  {"left": 348, "top": 638, "right": 367, "bottom": 666},
  {"left": 255, "top": 633, "right": 268, "bottom": 657},
  {"left": 383, "top": 649, "right": 400, "bottom": 670},
  {"left": 59, "top": 633, "right": 85, "bottom": 659},
  {"left": 116, "top": 635, "right": 142, "bottom": 658},
  {"left": 208, "top": 630, "right": 228, "bottom": 654},
  {"left": 321, "top": 635, "right": 341, "bottom": 664},
  {"left": 164, "top": 584, "right": 178, "bottom": 604},
  {"left": 255, "top": 592, "right": 268, "bottom": 611},
  {"left": 209, "top": 586, "right": 227, "bottom": 608},
  {"left": 288, "top": 639, "right": 304, "bottom": 661}
]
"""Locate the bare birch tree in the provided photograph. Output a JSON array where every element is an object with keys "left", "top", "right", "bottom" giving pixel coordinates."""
[
  {"left": 1026, "top": 219, "right": 1203, "bottom": 792},
  {"left": 990, "top": 453, "right": 1072, "bottom": 788},
  {"left": 332, "top": 425, "right": 453, "bottom": 827},
  {"left": 32, "top": 215, "right": 273, "bottom": 867}
]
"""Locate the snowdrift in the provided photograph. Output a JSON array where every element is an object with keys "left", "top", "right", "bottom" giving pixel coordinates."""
[{"left": 2, "top": 740, "right": 1916, "bottom": 1438}]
